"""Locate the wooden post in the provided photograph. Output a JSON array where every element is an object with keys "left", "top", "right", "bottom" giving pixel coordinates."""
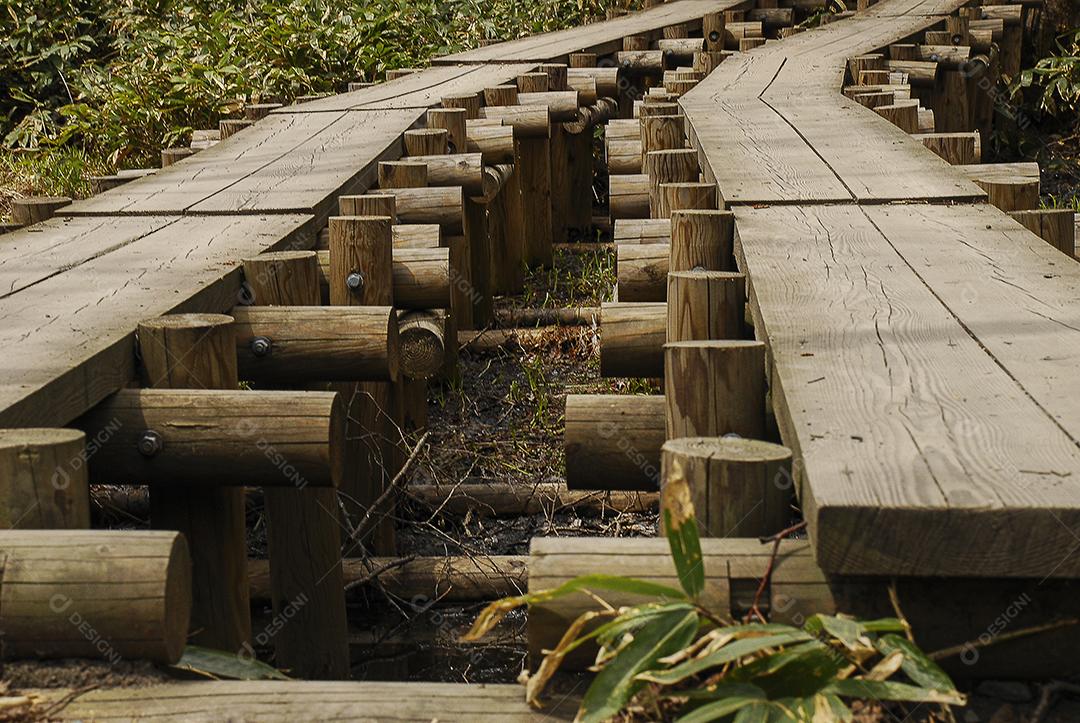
[
  {"left": 617, "top": 243, "right": 669, "bottom": 302},
  {"left": 600, "top": 302, "right": 666, "bottom": 378},
  {"left": 404, "top": 129, "right": 449, "bottom": 157},
  {"left": 340, "top": 193, "right": 397, "bottom": 219},
  {"left": 973, "top": 176, "right": 1040, "bottom": 212},
  {"left": 442, "top": 93, "right": 482, "bottom": 120},
  {"left": 640, "top": 115, "right": 685, "bottom": 165},
  {"left": 161, "top": 147, "right": 196, "bottom": 167},
  {"left": 515, "top": 128, "right": 553, "bottom": 267},
  {"left": 1009, "top": 209, "right": 1076, "bottom": 258},
  {"left": 378, "top": 161, "right": 428, "bottom": 189},
  {"left": 0, "top": 530, "right": 191, "bottom": 663},
  {"left": 138, "top": 313, "right": 251, "bottom": 652},
  {"left": 10, "top": 196, "right": 71, "bottom": 226},
  {"left": 427, "top": 108, "right": 468, "bottom": 154},
  {"left": 241, "top": 252, "right": 349, "bottom": 679},
  {"left": 328, "top": 216, "right": 398, "bottom": 554},
  {"left": 913, "top": 132, "right": 981, "bottom": 165},
  {"left": 666, "top": 271, "right": 745, "bottom": 342},
  {"left": 659, "top": 181, "right": 717, "bottom": 218},
  {"left": 644, "top": 149, "right": 699, "bottom": 218},
  {"left": 671, "top": 209, "right": 735, "bottom": 272},
  {"left": 569, "top": 53, "right": 598, "bottom": 68},
  {"left": 664, "top": 340, "right": 765, "bottom": 439},
  {"left": 0, "top": 429, "right": 90, "bottom": 529},
  {"left": 702, "top": 11, "right": 725, "bottom": 52},
  {"left": 662, "top": 437, "right": 791, "bottom": 537}
]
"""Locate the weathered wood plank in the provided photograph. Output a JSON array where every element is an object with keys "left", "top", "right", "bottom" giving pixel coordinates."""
[
  {"left": 436, "top": 0, "right": 747, "bottom": 64},
  {"left": 734, "top": 203, "right": 1080, "bottom": 578},
  {"left": 0, "top": 215, "right": 317, "bottom": 427},
  {"left": 29, "top": 681, "right": 575, "bottom": 721}
]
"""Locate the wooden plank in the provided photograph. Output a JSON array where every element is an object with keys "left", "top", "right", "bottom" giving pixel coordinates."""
[
  {"left": 62, "top": 114, "right": 343, "bottom": 216},
  {"left": 188, "top": 109, "right": 416, "bottom": 219},
  {"left": 0, "top": 215, "right": 317, "bottom": 428},
  {"left": 734, "top": 203, "right": 1080, "bottom": 578},
  {"left": 436, "top": 0, "right": 746, "bottom": 64},
  {"left": 0, "top": 216, "right": 176, "bottom": 298},
  {"left": 29, "top": 681, "right": 576, "bottom": 721},
  {"left": 274, "top": 64, "right": 539, "bottom": 113},
  {"left": 684, "top": 97, "right": 851, "bottom": 204},
  {"left": 61, "top": 110, "right": 416, "bottom": 221}
]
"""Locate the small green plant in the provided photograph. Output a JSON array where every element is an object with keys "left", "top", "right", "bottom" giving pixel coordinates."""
[
  {"left": 465, "top": 469, "right": 965, "bottom": 721},
  {"left": 1014, "top": 29, "right": 1080, "bottom": 116},
  {"left": 507, "top": 352, "right": 551, "bottom": 428}
]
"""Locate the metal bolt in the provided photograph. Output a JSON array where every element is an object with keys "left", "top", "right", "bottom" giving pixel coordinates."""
[
  {"left": 346, "top": 271, "right": 365, "bottom": 293},
  {"left": 138, "top": 430, "right": 164, "bottom": 458},
  {"left": 250, "top": 336, "right": 272, "bottom": 357},
  {"left": 708, "top": 31, "right": 721, "bottom": 43}
]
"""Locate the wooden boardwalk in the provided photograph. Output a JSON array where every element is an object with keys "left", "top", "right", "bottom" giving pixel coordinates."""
[{"left": 3, "top": 0, "right": 1080, "bottom": 706}]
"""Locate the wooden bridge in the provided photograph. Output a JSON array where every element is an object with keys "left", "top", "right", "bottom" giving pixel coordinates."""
[{"left": 3, "top": 0, "right": 1079, "bottom": 718}]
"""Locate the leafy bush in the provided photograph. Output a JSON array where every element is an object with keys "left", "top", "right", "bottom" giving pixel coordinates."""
[
  {"left": 466, "top": 471, "right": 965, "bottom": 721},
  {"left": 2, "top": 0, "right": 618, "bottom": 165},
  {"left": 1016, "top": 29, "right": 1080, "bottom": 116}
]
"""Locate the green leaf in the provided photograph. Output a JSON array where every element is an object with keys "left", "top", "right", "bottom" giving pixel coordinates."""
[
  {"left": 860, "top": 618, "right": 906, "bottom": 633},
  {"left": 661, "top": 459, "right": 705, "bottom": 599},
  {"left": 822, "top": 679, "right": 966, "bottom": 706},
  {"left": 875, "top": 634, "right": 956, "bottom": 692},
  {"left": 804, "top": 614, "right": 869, "bottom": 652},
  {"left": 674, "top": 685, "right": 767, "bottom": 723},
  {"left": 637, "top": 631, "right": 814, "bottom": 685},
  {"left": 172, "top": 645, "right": 289, "bottom": 680},
  {"left": 578, "top": 609, "right": 699, "bottom": 723},
  {"left": 463, "top": 573, "right": 685, "bottom": 642},
  {"left": 739, "top": 641, "right": 845, "bottom": 699}
]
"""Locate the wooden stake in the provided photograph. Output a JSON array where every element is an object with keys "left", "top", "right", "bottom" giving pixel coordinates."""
[
  {"left": 10, "top": 196, "right": 71, "bottom": 226},
  {"left": 1009, "top": 209, "right": 1076, "bottom": 258},
  {"left": 644, "top": 149, "right": 699, "bottom": 217},
  {"left": 671, "top": 210, "right": 735, "bottom": 272},
  {"left": 659, "top": 181, "right": 717, "bottom": 217},
  {"left": 340, "top": 193, "right": 397, "bottom": 219},
  {"left": 442, "top": 93, "right": 482, "bottom": 120},
  {"left": 0, "top": 429, "right": 90, "bottom": 529},
  {"left": 404, "top": 129, "right": 449, "bottom": 156},
  {"left": 600, "top": 302, "right": 666, "bottom": 378},
  {"left": 426, "top": 108, "right": 468, "bottom": 154},
  {"left": 664, "top": 340, "right": 766, "bottom": 439},
  {"left": 378, "top": 161, "right": 428, "bottom": 189},
  {"left": 137, "top": 313, "right": 251, "bottom": 652},
  {"left": 662, "top": 437, "right": 791, "bottom": 537},
  {"left": 328, "top": 216, "right": 397, "bottom": 554},
  {"left": 666, "top": 270, "right": 745, "bottom": 342},
  {"left": 564, "top": 394, "right": 666, "bottom": 491}
]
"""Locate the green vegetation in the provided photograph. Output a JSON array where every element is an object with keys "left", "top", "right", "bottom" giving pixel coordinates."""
[
  {"left": 466, "top": 474, "right": 964, "bottom": 722},
  {"left": 0, "top": 0, "right": 620, "bottom": 212}
]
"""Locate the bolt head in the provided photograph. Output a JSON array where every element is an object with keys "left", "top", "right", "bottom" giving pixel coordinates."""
[
  {"left": 137, "top": 430, "right": 164, "bottom": 458},
  {"left": 346, "top": 271, "right": 365, "bottom": 292},
  {"left": 250, "top": 336, "right": 272, "bottom": 357}
]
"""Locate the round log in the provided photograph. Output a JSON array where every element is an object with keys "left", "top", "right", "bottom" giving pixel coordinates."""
[
  {"left": 244, "top": 103, "right": 282, "bottom": 120},
  {"left": 913, "top": 131, "right": 981, "bottom": 165},
  {"left": 1009, "top": 209, "right": 1076, "bottom": 258},
  {"left": 638, "top": 101, "right": 681, "bottom": 117},
  {"left": 404, "top": 129, "right": 449, "bottom": 156},
  {"left": 0, "top": 530, "right": 191, "bottom": 663},
  {"left": 564, "top": 394, "right": 666, "bottom": 491},
  {"left": 232, "top": 306, "right": 399, "bottom": 382},
  {"left": 241, "top": 252, "right": 321, "bottom": 308},
  {"left": 666, "top": 270, "right": 745, "bottom": 342},
  {"left": 600, "top": 302, "right": 666, "bottom": 378},
  {"left": 408, "top": 482, "right": 656, "bottom": 517},
  {"left": 659, "top": 181, "right": 717, "bottom": 217},
  {"left": 875, "top": 102, "right": 920, "bottom": 133},
  {"left": 0, "top": 429, "right": 90, "bottom": 529},
  {"left": 380, "top": 187, "right": 464, "bottom": 234},
  {"left": 79, "top": 389, "right": 347, "bottom": 489},
  {"left": 398, "top": 310, "right": 446, "bottom": 380},
  {"left": 516, "top": 72, "right": 549, "bottom": 93},
  {"left": 606, "top": 139, "right": 643, "bottom": 174},
  {"left": 328, "top": 216, "right": 393, "bottom": 307},
  {"left": 609, "top": 173, "right": 651, "bottom": 221},
  {"left": 426, "top": 108, "right": 468, "bottom": 155},
  {"left": 10, "top": 196, "right": 71, "bottom": 226},
  {"left": 693, "top": 51, "right": 726, "bottom": 75},
  {"left": 671, "top": 209, "right": 735, "bottom": 272},
  {"left": 219, "top": 119, "right": 253, "bottom": 139},
  {"left": 974, "top": 177, "right": 1040, "bottom": 212},
  {"left": 518, "top": 91, "right": 580, "bottom": 122},
  {"left": 537, "top": 63, "right": 569, "bottom": 92},
  {"left": 479, "top": 106, "right": 550, "bottom": 138},
  {"left": 483, "top": 85, "right": 518, "bottom": 106},
  {"left": 640, "top": 115, "right": 686, "bottom": 165},
  {"left": 617, "top": 243, "right": 669, "bottom": 302},
  {"left": 662, "top": 437, "right": 792, "bottom": 538},
  {"left": 568, "top": 52, "right": 598, "bottom": 68},
  {"left": 398, "top": 153, "right": 483, "bottom": 195},
  {"left": 465, "top": 122, "right": 515, "bottom": 163},
  {"left": 340, "top": 193, "right": 397, "bottom": 219},
  {"left": 657, "top": 38, "right": 704, "bottom": 62},
  {"left": 614, "top": 218, "right": 670, "bottom": 244},
  {"left": 316, "top": 248, "right": 450, "bottom": 310},
  {"left": 567, "top": 67, "right": 620, "bottom": 97},
  {"left": 664, "top": 340, "right": 766, "bottom": 439},
  {"left": 617, "top": 50, "right": 665, "bottom": 73},
  {"left": 378, "top": 161, "right": 428, "bottom": 190},
  {"left": 442, "top": 93, "right": 482, "bottom": 120},
  {"left": 644, "top": 149, "right": 699, "bottom": 217},
  {"left": 160, "top": 147, "right": 195, "bottom": 167},
  {"left": 702, "top": 11, "right": 726, "bottom": 51}
]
